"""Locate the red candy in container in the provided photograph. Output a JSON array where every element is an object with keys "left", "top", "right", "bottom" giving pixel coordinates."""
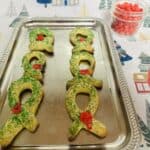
[{"left": 111, "top": 0, "right": 145, "bottom": 36}]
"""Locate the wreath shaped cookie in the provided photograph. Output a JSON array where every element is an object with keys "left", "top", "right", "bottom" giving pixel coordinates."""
[
  {"left": 29, "top": 28, "right": 54, "bottom": 53},
  {"left": 22, "top": 51, "right": 46, "bottom": 81},
  {"left": 69, "top": 27, "right": 94, "bottom": 46},
  {"left": 70, "top": 51, "right": 95, "bottom": 76}
]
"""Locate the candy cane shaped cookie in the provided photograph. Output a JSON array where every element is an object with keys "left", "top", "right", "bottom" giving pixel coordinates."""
[
  {"left": 69, "top": 27, "right": 94, "bottom": 46},
  {"left": 29, "top": 28, "right": 54, "bottom": 53},
  {"left": 22, "top": 51, "right": 46, "bottom": 81},
  {"left": 65, "top": 80, "right": 107, "bottom": 140},
  {"left": 0, "top": 76, "right": 43, "bottom": 147},
  {"left": 70, "top": 51, "right": 95, "bottom": 76}
]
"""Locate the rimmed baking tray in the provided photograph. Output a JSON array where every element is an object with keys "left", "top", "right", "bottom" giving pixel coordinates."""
[{"left": 0, "top": 17, "right": 141, "bottom": 150}]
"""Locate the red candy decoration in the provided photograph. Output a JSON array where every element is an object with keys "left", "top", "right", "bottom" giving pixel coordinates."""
[
  {"left": 11, "top": 102, "right": 22, "bottom": 114},
  {"left": 112, "top": 2, "right": 144, "bottom": 36},
  {"left": 80, "top": 69, "right": 90, "bottom": 75},
  {"left": 79, "top": 37, "right": 85, "bottom": 42},
  {"left": 32, "top": 64, "right": 42, "bottom": 70},
  {"left": 36, "top": 34, "right": 45, "bottom": 41},
  {"left": 80, "top": 111, "right": 93, "bottom": 129}
]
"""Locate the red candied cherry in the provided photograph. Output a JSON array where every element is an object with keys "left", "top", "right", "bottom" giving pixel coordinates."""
[
  {"left": 80, "top": 111, "right": 93, "bottom": 129},
  {"left": 80, "top": 69, "right": 91, "bottom": 75},
  {"left": 11, "top": 102, "right": 22, "bottom": 114},
  {"left": 36, "top": 34, "right": 45, "bottom": 41},
  {"left": 32, "top": 64, "right": 42, "bottom": 70}
]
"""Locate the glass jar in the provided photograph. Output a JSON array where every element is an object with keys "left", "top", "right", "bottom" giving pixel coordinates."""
[{"left": 111, "top": 0, "right": 146, "bottom": 36}]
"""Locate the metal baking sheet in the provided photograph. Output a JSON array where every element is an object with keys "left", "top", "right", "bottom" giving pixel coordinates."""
[{"left": 0, "top": 17, "right": 141, "bottom": 150}]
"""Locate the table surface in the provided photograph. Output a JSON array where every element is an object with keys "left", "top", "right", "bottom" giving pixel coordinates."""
[{"left": 0, "top": 0, "right": 150, "bottom": 149}]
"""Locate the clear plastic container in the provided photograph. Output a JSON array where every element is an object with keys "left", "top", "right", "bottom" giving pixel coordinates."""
[{"left": 111, "top": 0, "right": 146, "bottom": 36}]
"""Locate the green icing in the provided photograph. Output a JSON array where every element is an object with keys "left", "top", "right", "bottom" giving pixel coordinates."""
[{"left": 69, "top": 120, "right": 83, "bottom": 137}]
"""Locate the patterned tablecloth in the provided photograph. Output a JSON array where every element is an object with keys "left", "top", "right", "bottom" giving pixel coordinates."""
[{"left": 0, "top": 0, "right": 150, "bottom": 149}]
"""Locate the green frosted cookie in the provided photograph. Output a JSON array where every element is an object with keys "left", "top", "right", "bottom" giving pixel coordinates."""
[
  {"left": 70, "top": 51, "right": 95, "bottom": 77},
  {"left": 8, "top": 76, "right": 43, "bottom": 113},
  {"left": 70, "top": 27, "right": 94, "bottom": 46},
  {"left": 65, "top": 79, "right": 107, "bottom": 140},
  {"left": 29, "top": 28, "right": 54, "bottom": 53},
  {"left": 0, "top": 76, "right": 44, "bottom": 147},
  {"left": 22, "top": 51, "right": 46, "bottom": 81}
]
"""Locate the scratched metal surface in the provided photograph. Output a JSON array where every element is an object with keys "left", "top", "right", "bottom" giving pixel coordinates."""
[{"left": 0, "top": 17, "right": 141, "bottom": 150}]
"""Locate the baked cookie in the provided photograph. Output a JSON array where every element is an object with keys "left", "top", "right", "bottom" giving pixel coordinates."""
[
  {"left": 0, "top": 76, "right": 43, "bottom": 147},
  {"left": 8, "top": 76, "right": 43, "bottom": 114},
  {"left": 29, "top": 27, "right": 54, "bottom": 53},
  {"left": 70, "top": 51, "right": 95, "bottom": 76},
  {"left": 65, "top": 80, "right": 107, "bottom": 140},
  {"left": 70, "top": 27, "right": 94, "bottom": 46},
  {"left": 22, "top": 51, "right": 46, "bottom": 81}
]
